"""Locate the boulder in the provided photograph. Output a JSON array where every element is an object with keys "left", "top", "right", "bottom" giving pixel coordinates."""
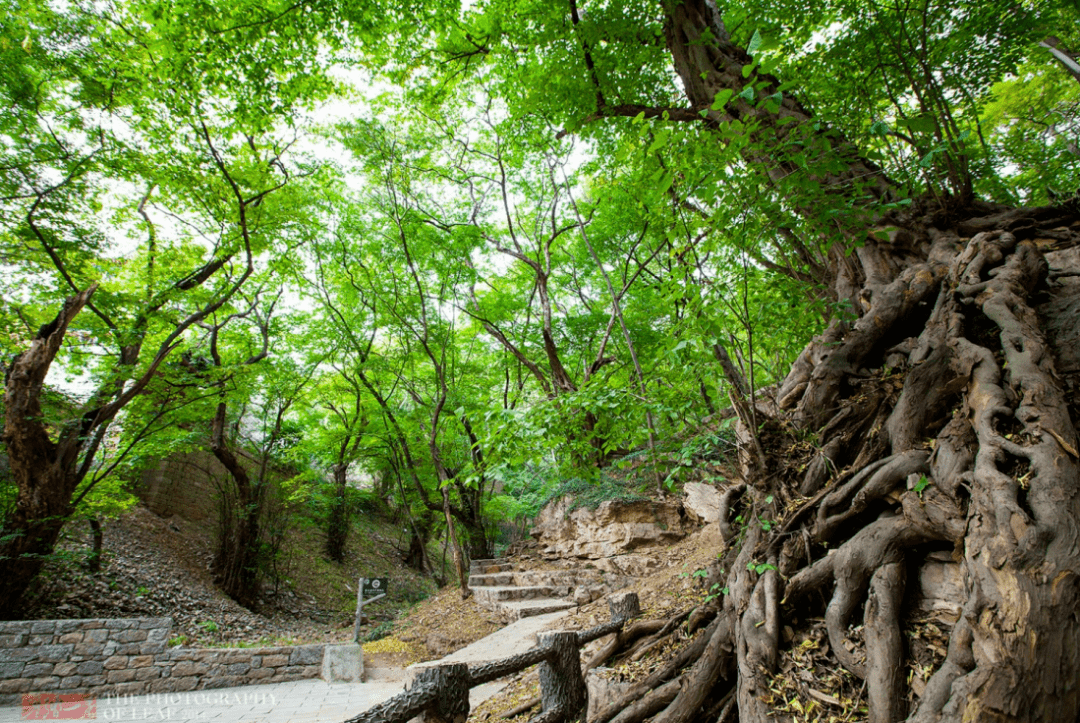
[
  {"left": 682, "top": 482, "right": 725, "bottom": 524},
  {"left": 530, "top": 497, "right": 688, "bottom": 560}
]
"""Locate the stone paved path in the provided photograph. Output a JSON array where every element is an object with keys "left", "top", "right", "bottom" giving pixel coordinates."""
[
  {"left": 0, "top": 606, "right": 569, "bottom": 722},
  {"left": 0, "top": 677, "right": 509, "bottom": 722}
]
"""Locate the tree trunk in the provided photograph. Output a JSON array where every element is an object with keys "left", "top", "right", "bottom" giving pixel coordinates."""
[
  {"left": 326, "top": 463, "right": 350, "bottom": 562},
  {"left": 210, "top": 401, "right": 262, "bottom": 607},
  {"left": 87, "top": 518, "right": 104, "bottom": 573},
  {"left": 0, "top": 287, "right": 96, "bottom": 616}
]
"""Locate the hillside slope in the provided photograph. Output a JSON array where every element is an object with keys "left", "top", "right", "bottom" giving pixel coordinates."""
[{"left": 21, "top": 502, "right": 442, "bottom": 647}]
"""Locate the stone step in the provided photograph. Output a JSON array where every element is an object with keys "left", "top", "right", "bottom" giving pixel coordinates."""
[
  {"left": 470, "top": 569, "right": 608, "bottom": 588},
  {"left": 469, "top": 572, "right": 515, "bottom": 587},
  {"left": 470, "top": 560, "right": 513, "bottom": 574},
  {"left": 499, "top": 599, "right": 577, "bottom": 620},
  {"left": 470, "top": 557, "right": 510, "bottom": 568},
  {"left": 474, "top": 585, "right": 560, "bottom": 603}
]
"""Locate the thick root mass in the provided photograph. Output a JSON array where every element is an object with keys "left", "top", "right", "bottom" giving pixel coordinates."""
[{"left": 578, "top": 206, "right": 1080, "bottom": 723}]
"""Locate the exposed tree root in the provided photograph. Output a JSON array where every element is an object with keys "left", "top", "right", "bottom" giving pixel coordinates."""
[{"left": 599, "top": 207, "right": 1080, "bottom": 722}]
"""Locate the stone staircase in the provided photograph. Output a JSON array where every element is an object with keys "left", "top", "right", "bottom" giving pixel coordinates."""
[{"left": 469, "top": 558, "right": 619, "bottom": 620}]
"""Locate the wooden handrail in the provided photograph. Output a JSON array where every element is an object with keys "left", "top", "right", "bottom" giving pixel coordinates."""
[{"left": 343, "top": 592, "right": 640, "bottom": 723}]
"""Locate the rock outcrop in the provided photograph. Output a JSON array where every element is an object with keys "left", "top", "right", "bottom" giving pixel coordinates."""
[
  {"left": 530, "top": 497, "right": 688, "bottom": 560},
  {"left": 681, "top": 482, "right": 725, "bottom": 524}
]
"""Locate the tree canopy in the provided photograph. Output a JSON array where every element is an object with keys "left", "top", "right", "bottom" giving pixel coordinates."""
[{"left": 4, "top": 0, "right": 1080, "bottom": 718}]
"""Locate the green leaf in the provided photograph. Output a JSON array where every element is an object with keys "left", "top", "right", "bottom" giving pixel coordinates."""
[
  {"left": 711, "top": 89, "right": 734, "bottom": 110},
  {"left": 747, "top": 29, "right": 763, "bottom": 56}
]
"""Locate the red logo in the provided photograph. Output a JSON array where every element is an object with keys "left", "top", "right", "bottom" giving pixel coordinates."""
[{"left": 21, "top": 693, "right": 97, "bottom": 720}]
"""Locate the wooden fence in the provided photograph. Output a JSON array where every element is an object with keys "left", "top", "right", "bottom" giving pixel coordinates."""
[{"left": 344, "top": 592, "right": 641, "bottom": 723}]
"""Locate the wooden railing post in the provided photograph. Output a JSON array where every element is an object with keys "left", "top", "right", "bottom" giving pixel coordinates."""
[
  {"left": 608, "top": 591, "right": 640, "bottom": 622},
  {"left": 415, "top": 663, "right": 470, "bottom": 723},
  {"left": 537, "top": 631, "right": 586, "bottom": 723}
]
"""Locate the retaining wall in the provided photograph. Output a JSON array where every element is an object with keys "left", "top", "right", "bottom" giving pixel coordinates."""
[{"left": 0, "top": 618, "right": 325, "bottom": 705}]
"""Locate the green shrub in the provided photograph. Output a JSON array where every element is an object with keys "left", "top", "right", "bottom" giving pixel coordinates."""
[{"left": 365, "top": 621, "right": 394, "bottom": 642}]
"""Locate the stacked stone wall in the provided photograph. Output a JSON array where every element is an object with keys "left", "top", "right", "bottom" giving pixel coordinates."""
[{"left": 0, "top": 618, "right": 324, "bottom": 705}]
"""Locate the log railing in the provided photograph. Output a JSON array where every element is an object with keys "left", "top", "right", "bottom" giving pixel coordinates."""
[{"left": 345, "top": 592, "right": 641, "bottom": 723}]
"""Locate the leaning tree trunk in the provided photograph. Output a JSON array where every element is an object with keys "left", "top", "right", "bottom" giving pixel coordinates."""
[
  {"left": 575, "top": 3, "right": 1080, "bottom": 722},
  {"left": 209, "top": 401, "right": 262, "bottom": 608},
  {"left": 0, "top": 287, "right": 97, "bottom": 616}
]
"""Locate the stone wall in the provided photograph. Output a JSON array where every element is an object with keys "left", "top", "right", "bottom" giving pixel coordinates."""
[{"left": 0, "top": 618, "right": 325, "bottom": 705}]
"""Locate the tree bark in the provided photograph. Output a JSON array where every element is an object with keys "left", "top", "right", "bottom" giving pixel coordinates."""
[{"left": 0, "top": 287, "right": 97, "bottom": 616}]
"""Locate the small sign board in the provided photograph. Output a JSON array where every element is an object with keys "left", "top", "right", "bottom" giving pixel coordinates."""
[{"left": 362, "top": 577, "right": 389, "bottom": 597}]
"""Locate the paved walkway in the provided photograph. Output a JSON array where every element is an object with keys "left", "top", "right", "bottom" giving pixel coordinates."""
[
  {"left": 0, "top": 677, "right": 509, "bottom": 722},
  {"left": 0, "top": 611, "right": 569, "bottom": 722}
]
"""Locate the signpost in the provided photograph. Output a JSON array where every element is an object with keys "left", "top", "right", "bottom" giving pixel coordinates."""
[{"left": 353, "top": 577, "right": 390, "bottom": 643}]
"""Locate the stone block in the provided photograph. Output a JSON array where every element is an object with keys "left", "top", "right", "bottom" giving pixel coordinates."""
[
  {"left": 0, "top": 649, "right": 36, "bottom": 662},
  {"left": 199, "top": 675, "right": 242, "bottom": 690},
  {"left": 30, "top": 676, "right": 60, "bottom": 691},
  {"left": 135, "top": 667, "right": 161, "bottom": 681},
  {"left": 146, "top": 627, "right": 170, "bottom": 642},
  {"left": 139, "top": 618, "right": 173, "bottom": 630},
  {"left": 139, "top": 642, "right": 166, "bottom": 655},
  {"left": 37, "top": 645, "right": 74, "bottom": 663},
  {"left": 78, "top": 620, "right": 105, "bottom": 630},
  {"left": 219, "top": 650, "right": 252, "bottom": 663},
  {"left": 115, "top": 681, "right": 147, "bottom": 696},
  {"left": 172, "top": 662, "right": 208, "bottom": 677},
  {"left": 54, "top": 621, "right": 82, "bottom": 634},
  {"left": 169, "top": 676, "right": 198, "bottom": 692},
  {"left": 53, "top": 662, "right": 78, "bottom": 677},
  {"left": 0, "top": 622, "right": 32, "bottom": 634},
  {"left": 115, "top": 643, "right": 143, "bottom": 655},
  {"left": 247, "top": 668, "right": 273, "bottom": 680},
  {"left": 76, "top": 661, "right": 104, "bottom": 676},
  {"left": 30, "top": 621, "right": 55, "bottom": 634},
  {"left": 23, "top": 663, "right": 54, "bottom": 677},
  {"left": 321, "top": 644, "right": 363, "bottom": 683},
  {"left": 107, "top": 669, "right": 138, "bottom": 683},
  {"left": 131, "top": 656, "right": 154, "bottom": 668},
  {"left": 288, "top": 645, "right": 323, "bottom": 666},
  {"left": 58, "top": 633, "right": 83, "bottom": 645},
  {"left": 261, "top": 654, "right": 288, "bottom": 667},
  {"left": 74, "top": 643, "right": 105, "bottom": 657},
  {"left": 0, "top": 679, "right": 31, "bottom": 694},
  {"left": 82, "top": 675, "right": 105, "bottom": 687},
  {"left": 114, "top": 630, "right": 148, "bottom": 643},
  {"left": 167, "top": 650, "right": 197, "bottom": 661},
  {"left": 226, "top": 663, "right": 250, "bottom": 676},
  {"left": 105, "top": 620, "right": 134, "bottom": 630},
  {"left": 0, "top": 634, "right": 26, "bottom": 648},
  {"left": 59, "top": 676, "right": 82, "bottom": 689},
  {"left": 27, "top": 635, "right": 50, "bottom": 646},
  {"left": 84, "top": 629, "right": 109, "bottom": 644},
  {"left": 0, "top": 662, "right": 24, "bottom": 679},
  {"left": 104, "top": 656, "right": 129, "bottom": 670}
]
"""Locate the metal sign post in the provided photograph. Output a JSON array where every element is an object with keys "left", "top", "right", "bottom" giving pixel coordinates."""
[{"left": 353, "top": 577, "right": 389, "bottom": 643}]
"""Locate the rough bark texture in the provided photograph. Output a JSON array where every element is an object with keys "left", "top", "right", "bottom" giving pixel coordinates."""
[
  {"left": 416, "top": 664, "right": 470, "bottom": 723},
  {"left": 0, "top": 287, "right": 97, "bottom": 616},
  {"left": 538, "top": 631, "right": 588, "bottom": 723}
]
